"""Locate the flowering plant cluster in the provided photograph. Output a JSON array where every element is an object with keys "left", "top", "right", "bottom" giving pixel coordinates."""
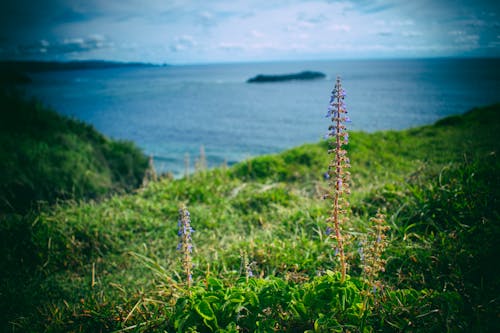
[
  {"left": 324, "top": 76, "right": 352, "bottom": 282},
  {"left": 174, "top": 76, "right": 389, "bottom": 294},
  {"left": 177, "top": 206, "right": 194, "bottom": 287}
]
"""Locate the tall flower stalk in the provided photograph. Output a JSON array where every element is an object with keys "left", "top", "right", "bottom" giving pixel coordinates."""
[
  {"left": 361, "top": 211, "right": 389, "bottom": 292},
  {"left": 325, "top": 76, "right": 351, "bottom": 282},
  {"left": 177, "top": 206, "right": 194, "bottom": 287}
]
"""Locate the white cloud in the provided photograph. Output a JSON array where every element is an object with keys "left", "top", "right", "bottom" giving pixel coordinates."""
[
  {"left": 402, "top": 31, "right": 423, "bottom": 38},
  {"left": 328, "top": 24, "right": 352, "bottom": 32},
  {"left": 461, "top": 19, "right": 486, "bottom": 28},
  {"left": 450, "top": 30, "right": 480, "bottom": 43},
  {"left": 249, "top": 29, "right": 264, "bottom": 38},
  {"left": 170, "top": 35, "right": 197, "bottom": 52},
  {"left": 217, "top": 42, "right": 244, "bottom": 51},
  {"left": 249, "top": 42, "right": 274, "bottom": 50},
  {"left": 376, "top": 31, "right": 393, "bottom": 37},
  {"left": 391, "top": 19, "right": 414, "bottom": 26},
  {"left": 374, "top": 19, "right": 414, "bottom": 26}
]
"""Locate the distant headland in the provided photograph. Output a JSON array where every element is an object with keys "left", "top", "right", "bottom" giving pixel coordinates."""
[
  {"left": 247, "top": 70, "right": 326, "bottom": 83},
  {"left": 0, "top": 60, "right": 161, "bottom": 72},
  {"left": 0, "top": 60, "right": 162, "bottom": 85}
]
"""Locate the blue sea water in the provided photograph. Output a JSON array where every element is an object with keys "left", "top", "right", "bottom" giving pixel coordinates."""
[{"left": 26, "top": 58, "right": 500, "bottom": 177}]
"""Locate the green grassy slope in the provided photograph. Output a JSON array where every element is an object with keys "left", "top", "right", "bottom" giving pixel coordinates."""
[
  {"left": 0, "top": 90, "right": 149, "bottom": 213},
  {"left": 2, "top": 104, "right": 499, "bottom": 332}
]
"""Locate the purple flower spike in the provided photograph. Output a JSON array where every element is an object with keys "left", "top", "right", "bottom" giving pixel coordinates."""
[{"left": 323, "top": 76, "right": 351, "bottom": 282}]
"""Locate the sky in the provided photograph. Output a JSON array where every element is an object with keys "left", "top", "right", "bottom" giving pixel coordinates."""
[{"left": 1, "top": 0, "right": 499, "bottom": 64}]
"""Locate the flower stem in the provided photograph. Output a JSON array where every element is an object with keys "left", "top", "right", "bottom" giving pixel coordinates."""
[{"left": 325, "top": 76, "right": 350, "bottom": 282}]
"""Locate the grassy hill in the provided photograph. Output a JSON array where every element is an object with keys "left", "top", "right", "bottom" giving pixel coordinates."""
[
  {"left": 0, "top": 90, "right": 149, "bottom": 213},
  {"left": 1, "top": 104, "right": 499, "bottom": 332}
]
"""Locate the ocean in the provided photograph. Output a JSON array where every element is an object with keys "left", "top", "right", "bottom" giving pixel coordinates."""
[{"left": 25, "top": 58, "right": 500, "bottom": 177}]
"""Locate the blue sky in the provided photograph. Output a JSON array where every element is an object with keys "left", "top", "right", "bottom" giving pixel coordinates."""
[{"left": 1, "top": 0, "right": 499, "bottom": 64}]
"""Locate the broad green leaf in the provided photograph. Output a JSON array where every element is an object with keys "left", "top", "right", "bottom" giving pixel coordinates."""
[
  {"left": 203, "top": 295, "right": 222, "bottom": 303},
  {"left": 229, "top": 292, "right": 245, "bottom": 303},
  {"left": 195, "top": 300, "right": 215, "bottom": 321},
  {"left": 207, "top": 277, "right": 224, "bottom": 290}
]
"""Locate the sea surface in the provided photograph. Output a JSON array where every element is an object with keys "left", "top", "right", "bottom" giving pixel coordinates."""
[{"left": 25, "top": 58, "right": 500, "bottom": 177}]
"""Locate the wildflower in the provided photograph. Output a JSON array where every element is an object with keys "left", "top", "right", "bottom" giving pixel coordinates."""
[
  {"left": 358, "top": 244, "right": 365, "bottom": 261},
  {"left": 361, "top": 211, "right": 390, "bottom": 295},
  {"left": 324, "top": 76, "right": 351, "bottom": 282},
  {"left": 178, "top": 206, "right": 194, "bottom": 287},
  {"left": 240, "top": 250, "right": 254, "bottom": 281}
]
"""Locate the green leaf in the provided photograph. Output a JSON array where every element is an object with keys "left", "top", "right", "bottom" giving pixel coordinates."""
[
  {"left": 228, "top": 292, "right": 245, "bottom": 303},
  {"left": 203, "top": 318, "right": 217, "bottom": 332},
  {"left": 247, "top": 291, "right": 259, "bottom": 307},
  {"left": 173, "top": 313, "right": 190, "bottom": 332},
  {"left": 203, "top": 295, "right": 222, "bottom": 303},
  {"left": 207, "top": 277, "right": 224, "bottom": 290},
  {"left": 195, "top": 300, "right": 215, "bottom": 321},
  {"left": 290, "top": 301, "right": 307, "bottom": 318}
]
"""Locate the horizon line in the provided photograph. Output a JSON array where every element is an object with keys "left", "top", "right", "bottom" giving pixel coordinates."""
[{"left": 1, "top": 55, "right": 500, "bottom": 67}]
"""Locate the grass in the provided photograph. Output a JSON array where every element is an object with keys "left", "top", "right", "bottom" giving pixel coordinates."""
[
  {"left": 0, "top": 89, "right": 149, "bottom": 213},
  {"left": 1, "top": 103, "right": 499, "bottom": 332}
]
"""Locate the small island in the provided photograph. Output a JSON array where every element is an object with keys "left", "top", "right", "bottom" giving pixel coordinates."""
[{"left": 247, "top": 70, "right": 326, "bottom": 83}]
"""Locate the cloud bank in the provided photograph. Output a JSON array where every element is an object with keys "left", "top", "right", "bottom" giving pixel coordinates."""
[{"left": 0, "top": 0, "right": 499, "bottom": 63}]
